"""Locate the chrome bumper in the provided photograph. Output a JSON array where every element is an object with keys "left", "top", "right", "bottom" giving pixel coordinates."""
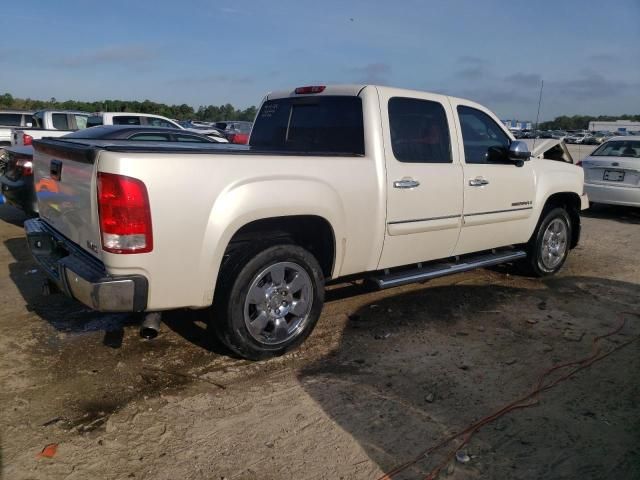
[{"left": 24, "top": 218, "right": 148, "bottom": 312}]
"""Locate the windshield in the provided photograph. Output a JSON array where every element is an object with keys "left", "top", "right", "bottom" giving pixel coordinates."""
[
  {"left": 250, "top": 96, "right": 364, "bottom": 154},
  {"left": 591, "top": 140, "right": 640, "bottom": 158}
]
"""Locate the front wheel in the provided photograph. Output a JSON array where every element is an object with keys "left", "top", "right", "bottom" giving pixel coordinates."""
[
  {"left": 211, "top": 244, "right": 324, "bottom": 360},
  {"left": 523, "top": 207, "right": 572, "bottom": 277}
]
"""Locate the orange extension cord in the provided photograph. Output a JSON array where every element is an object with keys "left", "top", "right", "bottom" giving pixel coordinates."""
[{"left": 377, "top": 311, "right": 640, "bottom": 480}]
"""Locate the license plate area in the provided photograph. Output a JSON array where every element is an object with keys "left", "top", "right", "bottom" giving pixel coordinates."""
[{"left": 603, "top": 170, "right": 624, "bottom": 182}]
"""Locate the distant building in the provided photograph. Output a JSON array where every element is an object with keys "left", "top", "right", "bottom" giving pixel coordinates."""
[
  {"left": 588, "top": 120, "right": 640, "bottom": 133},
  {"left": 502, "top": 119, "right": 533, "bottom": 130}
]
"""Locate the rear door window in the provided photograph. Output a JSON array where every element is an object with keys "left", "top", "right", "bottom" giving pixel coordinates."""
[
  {"left": 0, "top": 113, "right": 22, "bottom": 127},
  {"left": 388, "top": 97, "right": 451, "bottom": 163},
  {"left": 250, "top": 96, "right": 365, "bottom": 154},
  {"left": 52, "top": 113, "right": 69, "bottom": 130},
  {"left": 113, "top": 116, "right": 142, "bottom": 125}
]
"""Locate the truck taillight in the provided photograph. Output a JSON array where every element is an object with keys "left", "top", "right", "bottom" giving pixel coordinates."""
[
  {"left": 23, "top": 134, "right": 33, "bottom": 146},
  {"left": 97, "top": 172, "right": 153, "bottom": 254},
  {"left": 16, "top": 158, "right": 33, "bottom": 176}
]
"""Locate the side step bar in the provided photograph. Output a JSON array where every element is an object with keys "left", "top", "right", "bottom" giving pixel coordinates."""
[{"left": 369, "top": 250, "right": 527, "bottom": 290}]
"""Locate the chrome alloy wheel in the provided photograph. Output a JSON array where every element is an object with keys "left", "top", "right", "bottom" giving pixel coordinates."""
[
  {"left": 540, "top": 218, "right": 568, "bottom": 270},
  {"left": 243, "top": 262, "right": 313, "bottom": 345}
]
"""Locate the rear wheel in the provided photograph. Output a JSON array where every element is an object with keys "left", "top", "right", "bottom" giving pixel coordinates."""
[
  {"left": 523, "top": 207, "right": 572, "bottom": 277},
  {"left": 211, "top": 244, "right": 324, "bottom": 360}
]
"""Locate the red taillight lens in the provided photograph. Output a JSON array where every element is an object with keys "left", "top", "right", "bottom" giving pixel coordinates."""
[
  {"left": 23, "top": 134, "right": 33, "bottom": 146},
  {"left": 294, "top": 85, "right": 326, "bottom": 94},
  {"left": 16, "top": 158, "right": 33, "bottom": 176},
  {"left": 97, "top": 172, "right": 153, "bottom": 254},
  {"left": 576, "top": 161, "right": 582, "bottom": 167},
  {"left": 232, "top": 133, "right": 249, "bottom": 145}
]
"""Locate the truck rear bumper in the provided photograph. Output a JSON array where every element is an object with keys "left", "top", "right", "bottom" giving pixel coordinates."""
[
  {"left": 24, "top": 218, "right": 148, "bottom": 312},
  {"left": 1, "top": 175, "right": 37, "bottom": 214}
]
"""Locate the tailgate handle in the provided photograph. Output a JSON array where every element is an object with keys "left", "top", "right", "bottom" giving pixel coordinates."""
[{"left": 50, "top": 160, "right": 62, "bottom": 181}]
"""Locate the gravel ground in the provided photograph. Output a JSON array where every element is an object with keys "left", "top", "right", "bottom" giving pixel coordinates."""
[{"left": 0, "top": 202, "right": 638, "bottom": 480}]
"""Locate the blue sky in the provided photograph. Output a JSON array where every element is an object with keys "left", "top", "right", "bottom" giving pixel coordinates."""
[{"left": 1, "top": 0, "right": 639, "bottom": 120}]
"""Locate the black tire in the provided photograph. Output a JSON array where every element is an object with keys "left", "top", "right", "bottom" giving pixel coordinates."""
[
  {"left": 211, "top": 244, "right": 324, "bottom": 360},
  {"left": 522, "top": 207, "right": 572, "bottom": 277}
]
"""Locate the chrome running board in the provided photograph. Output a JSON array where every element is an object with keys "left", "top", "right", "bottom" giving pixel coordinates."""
[{"left": 370, "top": 250, "right": 527, "bottom": 289}]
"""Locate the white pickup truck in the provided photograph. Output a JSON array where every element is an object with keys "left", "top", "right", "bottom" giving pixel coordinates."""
[
  {"left": 25, "top": 85, "right": 588, "bottom": 360},
  {"left": 1, "top": 110, "right": 35, "bottom": 147},
  {"left": 11, "top": 110, "right": 90, "bottom": 146}
]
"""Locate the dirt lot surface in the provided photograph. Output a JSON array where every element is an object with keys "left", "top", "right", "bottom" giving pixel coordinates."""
[{"left": 1, "top": 203, "right": 639, "bottom": 480}]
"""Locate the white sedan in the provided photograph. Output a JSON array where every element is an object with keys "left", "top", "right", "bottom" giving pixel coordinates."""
[{"left": 580, "top": 136, "right": 640, "bottom": 207}]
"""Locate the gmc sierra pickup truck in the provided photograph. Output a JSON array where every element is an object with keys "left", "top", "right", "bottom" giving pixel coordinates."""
[{"left": 25, "top": 85, "right": 588, "bottom": 360}]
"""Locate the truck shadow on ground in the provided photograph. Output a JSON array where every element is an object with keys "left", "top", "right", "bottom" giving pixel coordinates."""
[
  {"left": 5, "top": 235, "right": 236, "bottom": 356},
  {"left": 0, "top": 204, "right": 29, "bottom": 227},
  {"left": 582, "top": 204, "right": 640, "bottom": 225},
  {"left": 297, "top": 275, "right": 640, "bottom": 479},
  {"left": 6, "top": 235, "right": 139, "bottom": 348}
]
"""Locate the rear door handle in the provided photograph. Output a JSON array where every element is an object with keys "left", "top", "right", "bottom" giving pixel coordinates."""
[
  {"left": 469, "top": 177, "right": 489, "bottom": 187},
  {"left": 393, "top": 179, "right": 420, "bottom": 189}
]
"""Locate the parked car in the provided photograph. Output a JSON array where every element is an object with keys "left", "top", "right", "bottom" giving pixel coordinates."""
[
  {"left": 0, "top": 110, "right": 35, "bottom": 146},
  {"left": 0, "top": 146, "right": 37, "bottom": 215},
  {"left": 579, "top": 136, "right": 640, "bottom": 208},
  {"left": 64, "top": 125, "right": 230, "bottom": 144},
  {"left": 11, "top": 110, "right": 90, "bottom": 146},
  {"left": 214, "top": 121, "right": 253, "bottom": 144},
  {"left": 25, "top": 84, "right": 586, "bottom": 360},
  {"left": 564, "top": 132, "right": 591, "bottom": 144},
  {"left": 551, "top": 130, "right": 568, "bottom": 141},
  {"left": 179, "top": 121, "right": 228, "bottom": 142},
  {"left": 88, "top": 113, "right": 228, "bottom": 143}
]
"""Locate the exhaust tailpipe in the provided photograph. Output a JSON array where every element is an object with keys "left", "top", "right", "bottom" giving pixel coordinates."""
[{"left": 140, "top": 312, "right": 161, "bottom": 339}]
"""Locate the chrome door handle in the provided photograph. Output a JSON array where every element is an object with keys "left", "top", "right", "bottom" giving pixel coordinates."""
[
  {"left": 469, "top": 177, "right": 489, "bottom": 187},
  {"left": 393, "top": 179, "right": 420, "bottom": 189}
]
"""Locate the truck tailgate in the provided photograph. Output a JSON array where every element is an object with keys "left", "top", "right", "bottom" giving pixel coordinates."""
[{"left": 32, "top": 140, "right": 102, "bottom": 258}]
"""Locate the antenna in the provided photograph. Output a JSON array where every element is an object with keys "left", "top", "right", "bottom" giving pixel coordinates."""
[{"left": 532, "top": 79, "right": 544, "bottom": 151}]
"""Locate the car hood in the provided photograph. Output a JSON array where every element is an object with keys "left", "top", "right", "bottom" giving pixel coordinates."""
[{"left": 523, "top": 139, "right": 574, "bottom": 163}]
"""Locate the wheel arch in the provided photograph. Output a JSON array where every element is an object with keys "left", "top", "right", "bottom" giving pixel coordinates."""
[
  {"left": 197, "top": 177, "right": 346, "bottom": 306},
  {"left": 223, "top": 215, "right": 337, "bottom": 279},
  {"left": 538, "top": 191, "right": 582, "bottom": 249}
]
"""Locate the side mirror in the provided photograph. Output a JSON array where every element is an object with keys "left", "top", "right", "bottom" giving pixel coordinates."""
[{"left": 509, "top": 141, "right": 531, "bottom": 166}]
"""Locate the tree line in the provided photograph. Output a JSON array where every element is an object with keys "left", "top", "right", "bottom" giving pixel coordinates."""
[
  {"left": 0, "top": 93, "right": 258, "bottom": 122},
  {"left": 538, "top": 114, "right": 640, "bottom": 131}
]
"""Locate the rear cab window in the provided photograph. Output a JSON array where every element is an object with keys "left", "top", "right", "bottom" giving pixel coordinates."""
[
  {"left": 146, "top": 117, "right": 176, "bottom": 128},
  {"left": 113, "top": 116, "right": 142, "bottom": 126},
  {"left": 0, "top": 113, "right": 23, "bottom": 127},
  {"left": 52, "top": 113, "right": 69, "bottom": 130},
  {"left": 250, "top": 96, "right": 364, "bottom": 154}
]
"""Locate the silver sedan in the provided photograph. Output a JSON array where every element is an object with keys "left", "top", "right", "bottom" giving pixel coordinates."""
[{"left": 580, "top": 136, "right": 640, "bottom": 208}]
